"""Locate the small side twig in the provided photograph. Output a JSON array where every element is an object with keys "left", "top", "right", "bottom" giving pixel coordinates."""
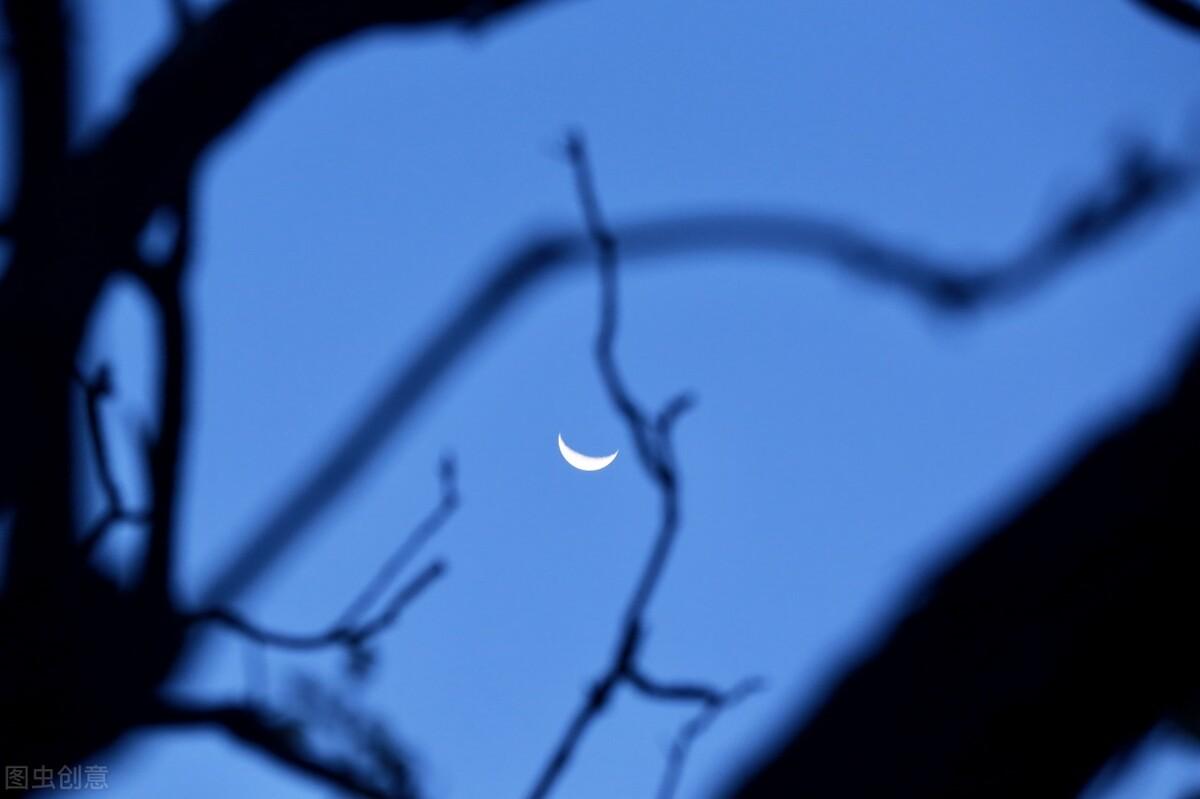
[
  {"left": 73, "top": 365, "right": 151, "bottom": 556},
  {"left": 192, "top": 457, "right": 458, "bottom": 658},
  {"left": 656, "top": 678, "right": 764, "bottom": 799},
  {"left": 525, "top": 134, "right": 759, "bottom": 799}
]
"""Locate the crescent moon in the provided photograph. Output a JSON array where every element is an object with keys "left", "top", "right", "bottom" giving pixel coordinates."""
[{"left": 558, "top": 433, "right": 618, "bottom": 472}]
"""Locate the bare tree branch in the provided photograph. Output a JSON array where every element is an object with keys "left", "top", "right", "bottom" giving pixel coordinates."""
[
  {"left": 657, "top": 678, "right": 763, "bottom": 799},
  {"left": 68, "top": 0, "right": 559, "bottom": 274},
  {"left": 148, "top": 700, "right": 407, "bottom": 799},
  {"left": 194, "top": 560, "right": 445, "bottom": 653},
  {"left": 72, "top": 365, "right": 151, "bottom": 556},
  {"left": 128, "top": 184, "right": 195, "bottom": 602},
  {"left": 1132, "top": 0, "right": 1200, "bottom": 33},
  {"left": 525, "top": 133, "right": 758, "bottom": 799},
  {"left": 202, "top": 140, "right": 1196, "bottom": 608},
  {"left": 166, "top": 0, "right": 196, "bottom": 34},
  {"left": 0, "top": 0, "right": 556, "bottom": 583},
  {"left": 336, "top": 456, "right": 459, "bottom": 628},
  {"left": 727, "top": 327, "right": 1200, "bottom": 797},
  {"left": 192, "top": 457, "right": 456, "bottom": 658},
  {"left": 1, "top": 0, "right": 73, "bottom": 207}
]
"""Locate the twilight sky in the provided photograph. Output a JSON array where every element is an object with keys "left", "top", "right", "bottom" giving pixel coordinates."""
[{"left": 12, "top": 0, "right": 1200, "bottom": 796}]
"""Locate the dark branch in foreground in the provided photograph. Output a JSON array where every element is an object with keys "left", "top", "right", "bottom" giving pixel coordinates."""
[
  {"left": 148, "top": 700, "right": 408, "bottom": 799},
  {"left": 192, "top": 458, "right": 457, "bottom": 658},
  {"left": 525, "top": 134, "right": 758, "bottom": 799},
  {"left": 1132, "top": 0, "right": 1200, "bottom": 34},
  {"left": 203, "top": 140, "right": 1196, "bottom": 608},
  {"left": 727, "top": 327, "right": 1200, "bottom": 797}
]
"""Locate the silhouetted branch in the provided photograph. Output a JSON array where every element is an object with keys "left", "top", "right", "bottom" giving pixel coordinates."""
[
  {"left": 193, "top": 457, "right": 456, "bottom": 660},
  {"left": 148, "top": 700, "right": 406, "bottom": 798},
  {"left": 658, "top": 678, "right": 763, "bottom": 799},
  {"left": 128, "top": 185, "right": 194, "bottom": 601},
  {"left": 195, "top": 560, "right": 445, "bottom": 652},
  {"left": 166, "top": 0, "right": 195, "bottom": 34},
  {"left": 203, "top": 140, "right": 1195, "bottom": 608},
  {"left": 525, "top": 134, "right": 758, "bottom": 799},
  {"left": 0, "top": 0, "right": 557, "bottom": 588},
  {"left": 72, "top": 365, "right": 151, "bottom": 555},
  {"left": 727, "top": 328, "right": 1200, "bottom": 797},
  {"left": 337, "top": 455, "right": 458, "bottom": 628},
  {"left": 1132, "top": 0, "right": 1200, "bottom": 34},
  {"left": 1, "top": 0, "right": 72, "bottom": 206},
  {"left": 65, "top": 0, "right": 557, "bottom": 289}
]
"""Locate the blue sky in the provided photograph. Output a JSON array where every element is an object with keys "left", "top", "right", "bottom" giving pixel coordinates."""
[{"left": 24, "top": 0, "right": 1200, "bottom": 796}]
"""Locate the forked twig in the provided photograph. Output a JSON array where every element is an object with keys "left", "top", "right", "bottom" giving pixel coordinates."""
[
  {"left": 192, "top": 458, "right": 457, "bottom": 657},
  {"left": 526, "top": 133, "right": 759, "bottom": 798}
]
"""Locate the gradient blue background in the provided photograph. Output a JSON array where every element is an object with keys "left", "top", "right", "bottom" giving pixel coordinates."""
[{"left": 9, "top": 1, "right": 1200, "bottom": 796}]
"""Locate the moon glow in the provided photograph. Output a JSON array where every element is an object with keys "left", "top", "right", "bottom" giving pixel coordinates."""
[{"left": 558, "top": 433, "right": 618, "bottom": 472}]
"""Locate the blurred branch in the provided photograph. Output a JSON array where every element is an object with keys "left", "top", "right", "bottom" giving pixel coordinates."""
[
  {"left": 1, "top": 0, "right": 72, "bottom": 207},
  {"left": 727, "top": 328, "right": 1200, "bottom": 796},
  {"left": 68, "top": 0, "right": 557, "bottom": 280},
  {"left": 193, "top": 458, "right": 456, "bottom": 657},
  {"left": 129, "top": 184, "right": 194, "bottom": 601},
  {"left": 148, "top": 700, "right": 406, "bottom": 799},
  {"left": 526, "top": 134, "right": 758, "bottom": 799},
  {"left": 203, "top": 140, "right": 1196, "bottom": 608},
  {"left": 1132, "top": 0, "right": 1200, "bottom": 34},
  {"left": 337, "top": 456, "right": 458, "bottom": 627}
]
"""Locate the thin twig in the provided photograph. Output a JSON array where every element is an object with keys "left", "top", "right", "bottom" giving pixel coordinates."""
[
  {"left": 72, "top": 365, "right": 151, "bottom": 556},
  {"left": 336, "top": 455, "right": 458, "bottom": 628},
  {"left": 192, "top": 458, "right": 458, "bottom": 654},
  {"left": 195, "top": 561, "right": 445, "bottom": 651},
  {"left": 166, "top": 0, "right": 195, "bottom": 33},
  {"left": 202, "top": 139, "right": 1195, "bottom": 609},
  {"left": 525, "top": 133, "right": 759, "bottom": 799},
  {"left": 657, "top": 678, "right": 763, "bottom": 799}
]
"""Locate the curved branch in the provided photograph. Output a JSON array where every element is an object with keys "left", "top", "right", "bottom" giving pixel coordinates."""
[
  {"left": 74, "top": 0, "right": 558, "bottom": 255},
  {"left": 201, "top": 144, "right": 1195, "bottom": 606},
  {"left": 1132, "top": 0, "right": 1200, "bottom": 34},
  {"left": 2, "top": 0, "right": 73, "bottom": 207},
  {"left": 727, "top": 328, "right": 1200, "bottom": 797}
]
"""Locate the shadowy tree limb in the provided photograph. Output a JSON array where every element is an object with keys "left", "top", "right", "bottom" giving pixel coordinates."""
[
  {"left": 128, "top": 184, "right": 195, "bottom": 602},
  {"left": 0, "top": 0, "right": 556, "bottom": 590},
  {"left": 727, "top": 328, "right": 1200, "bottom": 797},
  {"left": 1, "top": 0, "right": 73, "bottom": 208},
  {"left": 525, "top": 134, "right": 758, "bottom": 799},
  {"left": 203, "top": 141, "right": 1196, "bottom": 608},
  {"left": 194, "top": 560, "right": 445, "bottom": 653},
  {"left": 1132, "top": 0, "right": 1200, "bottom": 33},
  {"left": 72, "top": 365, "right": 151, "bottom": 556},
  {"left": 148, "top": 700, "right": 405, "bottom": 798},
  {"left": 166, "top": 0, "right": 196, "bottom": 34}
]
